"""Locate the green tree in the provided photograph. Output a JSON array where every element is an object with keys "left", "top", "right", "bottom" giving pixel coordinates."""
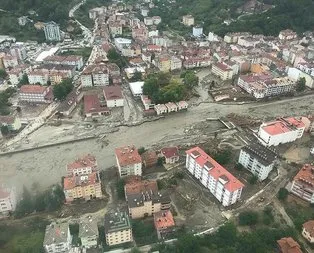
[
  {"left": 18, "top": 74, "right": 29, "bottom": 86},
  {"left": 176, "top": 233, "right": 201, "bottom": 253},
  {"left": 131, "top": 247, "right": 142, "bottom": 253},
  {"left": 249, "top": 175, "right": 258, "bottom": 185},
  {"left": 0, "top": 69, "right": 7, "bottom": 79},
  {"left": 0, "top": 125, "right": 9, "bottom": 136},
  {"left": 212, "top": 149, "right": 232, "bottom": 165},
  {"left": 278, "top": 188, "right": 289, "bottom": 201},
  {"left": 183, "top": 71, "right": 199, "bottom": 89},
  {"left": 130, "top": 71, "right": 142, "bottom": 81},
  {"left": 107, "top": 49, "right": 127, "bottom": 68},
  {"left": 53, "top": 78, "right": 74, "bottom": 100},
  {"left": 296, "top": 77, "right": 306, "bottom": 92},
  {"left": 138, "top": 147, "right": 146, "bottom": 155},
  {"left": 117, "top": 179, "right": 125, "bottom": 199},
  {"left": 239, "top": 211, "right": 259, "bottom": 226}
]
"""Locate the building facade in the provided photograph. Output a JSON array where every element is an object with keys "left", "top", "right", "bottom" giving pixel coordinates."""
[
  {"left": 186, "top": 147, "right": 244, "bottom": 206},
  {"left": 43, "top": 222, "right": 72, "bottom": 253},
  {"left": 302, "top": 220, "right": 314, "bottom": 243},
  {"left": 115, "top": 146, "right": 142, "bottom": 177},
  {"left": 19, "top": 85, "right": 51, "bottom": 103},
  {"left": 44, "top": 21, "right": 62, "bottom": 41},
  {"left": 103, "top": 86, "right": 124, "bottom": 107},
  {"left": 0, "top": 186, "right": 16, "bottom": 215},
  {"left": 212, "top": 63, "right": 233, "bottom": 80},
  {"left": 79, "top": 216, "right": 99, "bottom": 249}
]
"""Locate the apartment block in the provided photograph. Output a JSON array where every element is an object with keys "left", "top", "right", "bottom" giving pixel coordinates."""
[
  {"left": 44, "top": 21, "right": 62, "bottom": 41},
  {"left": 81, "top": 64, "right": 109, "bottom": 87},
  {"left": 43, "top": 222, "right": 72, "bottom": 253},
  {"left": 186, "top": 147, "right": 244, "bottom": 206},
  {"left": 19, "top": 85, "right": 52, "bottom": 103},
  {"left": 104, "top": 211, "right": 133, "bottom": 246},
  {"left": 154, "top": 210, "right": 175, "bottom": 239},
  {"left": 79, "top": 216, "right": 99, "bottom": 249},
  {"left": 212, "top": 62, "right": 233, "bottom": 80},
  {"left": 103, "top": 86, "right": 124, "bottom": 107},
  {"left": 115, "top": 145, "right": 142, "bottom": 177},
  {"left": 290, "top": 164, "right": 314, "bottom": 204},
  {"left": 277, "top": 237, "right": 302, "bottom": 253},
  {"left": 258, "top": 117, "right": 305, "bottom": 146},
  {"left": 182, "top": 15, "right": 194, "bottom": 26},
  {"left": 0, "top": 186, "right": 16, "bottom": 215},
  {"left": 66, "top": 154, "right": 98, "bottom": 176}
]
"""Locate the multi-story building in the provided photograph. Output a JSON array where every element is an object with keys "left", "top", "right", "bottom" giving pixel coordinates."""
[
  {"left": 79, "top": 216, "right": 99, "bottom": 249},
  {"left": 124, "top": 178, "right": 171, "bottom": 219},
  {"left": 185, "top": 147, "right": 244, "bottom": 206},
  {"left": 0, "top": 186, "right": 16, "bottom": 215},
  {"left": 28, "top": 71, "right": 49, "bottom": 85},
  {"left": 44, "top": 21, "right": 62, "bottom": 41},
  {"left": 302, "top": 220, "right": 314, "bottom": 243},
  {"left": 19, "top": 85, "right": 52, "bottom": 103},
  {"left": 0, "top": 114, "right": 22, "bottom": 132},
  {"left": 258, "top": 117, "right": 305, "bottom": 146},
  {"left": 238, "top": 142, "right": 277, "bottom": 181},
  {"left": 115, "top": 145, "right": 142, "bottom": 177},
  {"left": 104, "top": 211, "right": 133, "bottom": 246},
  {"left": 160, "top": 147, "right": 180, "bottom": 164},
  {"left": 44, "top": 55, "right": 84, "bottom": 70},
  {"left": 212, "top": 62, "right": 233, "bottom": 80},
  {"left": 103, "top": 86, "right": 124, "bottom": 107},
  {"left": 154, "top": 55, "right": 171, "bottom": 72},
  {"left": 3, "top": 55, "right": 19, "bottom": 69},
  {"left": 192, "top": 26, "right": 203, "bottom": 37},
  {"left": 290, "top": 164, "right": 314, "bottom": 204},
  {"left": 278, "top": 29, "right": 298, "bottom": 40},
  {"left": 66, "top": 154, "right": 98, "bottom": 176},
  {"left": 109, "top": 22, "right": 123, "bottom": 36},
  {"left": 81, "top": 64, "right": 109, "bottom": 87},
  {"left": 154, "top": 210, "right": 175, "bottom": 239},
  {"left": 170, "top": 56, "right": 182, "bottom": 71},
  {"left": 10, "top": 43, "right": 27, "bottom": 61},
  {"left": 43, "top": 222, "right": 72, "bottom": 253},
  {"left": 182, "top": 15, "right": 194, "bottom": 26}
]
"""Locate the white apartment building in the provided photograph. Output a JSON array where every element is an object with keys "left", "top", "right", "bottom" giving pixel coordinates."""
[
  {"left": 19, "top": 85, "right": 51, "bottom": 103},
  {"left": 10, "top": 43, "right": 27, "bottom": 61},
  {"left": 79, "top": 216, "right": 99, "bottom": 249},
  {"left": 115, "top": 145, "right": 142, "bottom": 177},
  {"left": 28, "top": 71, "right": 49, "bottom": 85},
  {"left": 8, "top": 70, "right": 23, "bottom": 86},
  {"left": 170, "top": 56, "right": 182, "bottom": 71},
  {"left": 44, "top": 21, "right": 62, "bottom": 41},
  {"left": 81, "top": 65, "right": 109, "bottom": 87},
  {"left": 66, "top": 154, "right": 98, "bottom": 176},
  {"left": 290, "top": 164, "right": 314, "bottom": 204},
  {"left": 212, "top": 62, "right": 234, "bottom": 80},
  {"left": 103, "top": 86, "right": 124, "bottom": 107},
  {"left": 81, "top": 73, "right": 93, "bottom": 87},
  {"left": 182, "top": 15, "right": 194, "bottom": 26},
  {"left": 43, "top": 222, "right": 72, "bottom": 253},
  {"left": 238, "top": 143, "right": 277, "bottom": 181},
  {"left": 258, "top": 117, "right": 305, "bottom": 146},
  {"left": 186, "top": 147, "right": 244, "bottom": 206},
  {"left": 0, "top": 186, "right": 16, "bottom": 215},
  {"left": 92, "top": 70, "right": 109, "bottom": 86},
  {"left": 3, "top": 55, "right": 19, "bottom": 69}
]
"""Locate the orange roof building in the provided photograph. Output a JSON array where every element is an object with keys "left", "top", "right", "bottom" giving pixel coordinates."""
[
  {"left": 302, "top": 220, "right": 314, "bottom": 243},
  {"left": 66, "top": 154, "right": 98, "bottom": 176},
  {"left": 115, "top": 145, "right": 142, "bottom": 177},
  {"left": 186, "top": 147, "right": 244, "bottom": 207},
  {"left": 290, "top": 164, "right": 314, "bottom": 204},
  {"left": 277, "top": 237, "right": 303, "bottom": 253},
  {"left": 154, "top": 210, "right": 175, "bottom": 239}
]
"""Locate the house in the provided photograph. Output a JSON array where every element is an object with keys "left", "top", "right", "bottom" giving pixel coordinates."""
[
  {"left": 44, "top": 21, "right": 62, "bottom": 41},
  {"left": 277, "top": 237, "right": 302, "bottom": 253},
  {"left": 81, "top": 64, "right": 109, "bottom": 87},
  {"left": 141, "top": 95, "right": 154, "bottom": 110},
  {"left": 124, "top": 178, "right": 171, "bottom": 219},
  {"left": 170, "top": 56, "right": 182, "bottom": 71},
  {"left": 154, "top": 104, "right": 167, "bottom": 115},
  {"left": 182, "top": 15, "right": 194, "bottom": 26},
  {"left": 302, "top": 220, "right": 314, "bottom": 243},
  {"left": 154, "top": 210, "right": 175, "bottom": 239},
  {"left": 290, "top": 164, "right": 314, "bottom": 204},
  {"left": 278, "top": 29, "right": 297, "bottom": 40},
  {"left": 19, "top": 85, "right": 52, "bottom": 103},
  {"left": 28, "top": 70, "right": 49, "bottom": 85},
  {"left": 0, "top": 114, "right": 22, "bottom": 131},
  {"left": 238, "top": 142, "right": 277, "bottom": 181},
  {"left": 115, "top": 145, "right": 142, "bottom": 177},
  {"left": 79, "top": 216, "right": 99, "bottom": 249},
  {"left": 66, "top": 154, "right": 98, "bottom": 176},
  {"left": 125, "top": 67, "right": 146, "bottom": 79},
  {"left": 129, "top": 81, "right": 144, "bottom": 97},
  {"left": 0, "top": 186, "right": 16, "bottom": 215},
  {"left": 141, "top": 150, "right": 158, "bottom": 168},
  {"left": 212, "top": 63, "right": 233, "bottom": 80},
  {"left": 160, "top": 147, "right": 180, "bottom": 164},
  {"left": 186, "top": 147, "right": 244, "bottom": 206},
  {"left": 43, "top": 222, "right": 72, "bottom": 253},
  {"left": 3, "top": 55, "right": 19, "bottom": 69},
  {"left": 176, "top": 101, "right": 188, "bottom": 110},
  {"left": 104, "top": 211, "right": 133, "bottom": 246},
  {"left": 165, "top": 102, "right": 178, "bottom": 113},
  {"left": 103, "top": 86, "right": 124, "bottom": 107},
  {"left": 84, "top": 94, "right": 110, "bottom": 117},
  {"left": 193, "top": 26, "right": 203, "bottom": 37},
  {"left": 258, "top": 117, "right": 305, "bottom": 146},
  {"left": 57, "top": 89, "right": 83, "bottom": 117},
  {"left": 155, "top": 55, "right": 171, "bottom": 72}
]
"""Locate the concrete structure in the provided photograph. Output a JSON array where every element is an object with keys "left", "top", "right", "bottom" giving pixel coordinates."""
[
  {"left": 154, "top": 104, "right": 167, "bottom": 115},
  {"left": 302, "top": 220, "right": 314, "bottom": 243},
  {"left": 129, "top": 81, "right": 144, "bottom": 97},
  {"left": 212, "top": 63, "right": 233, "bottom": 80},
  {"left": 44, "top": 55, "right": 83, "bottom": 70},
  {"left": 238, "top": 142, "right": 277, "bottom": 181},
  {"left": 277, "top": 237, "right": 302, "bottom": 253},
  {"left": 193, "top": 26, "right": 203, "bottom": 37},
  {"left": 43, "top": 222, "right": 72, "bottom": 253},
  {"left": 84, "top": 94, "right": 110, "bottom": 118},
  {"left": 279, "top": 29, "right": 297, "bottom": 40},
  {"left": 160, "top": 147, "right": 180, "bottom": 164},
  {"left": 154, "top": 210, "right": 175, "bottom": 239},
  {"left": 104, "top": 211, "right": 133, "bottom": 246},
  {"left": 115, "top": 145, "right": 142, "bottom": 177},
  {"left": 2, "top": 55, "right": 19, "bottom": 69},
  {"left": 0, "top": 115, "right": 22, "bottom": 132},
  {"left": 79, "top": 216, "right": 99, "bottom": 249},
  {"left": 124, "top": 178, "right": 170, "bottom": 219},
  {"left": 114, "top": 38, "right": 132, "bottom": 52},
  {"left": 66, "top": 154, "right": 98, "bottom": 176},
  {"left": 170, "top": 56, "right": 182, "bottom": 71},
  {"left": 0, "top": 186, "right": 16, "bottom": 215},
  {"left": 44, "top": 21, "right": 62, "bottom": 41},
  {"left": 258, "top": 117, "right": 305, "bottom": 146},
  {"left": 19, "top": 85, "right": 52, "bottom": 103},
  {"left": 57, "top": 89, "right": 83, "bottom": 117},
  {"left": 81, "top": 64, "right": 109, "bottom": 87},
  {"left": 290, "top": 164, "right": 314, "bottom": 204},
  {"left": 182, "top": 15, "right": 195, "bottom": 26},
  {"left": 141, "top": 150, "right": 158, "bottom": 168},
  {"left": 186, "top": 147, "right": 244, "bottom": 206},
  {"left": 165, "top": 102, "right": 178, "bottom": 113},
  {"left": 103, "top": 86, "right": 124, "bottom": 107},
  {"left": 10, "top": 43, "right": 27, "bottom": 61},
  {"left": 176, "top": 101, "right": 188, "bottom": 110}
]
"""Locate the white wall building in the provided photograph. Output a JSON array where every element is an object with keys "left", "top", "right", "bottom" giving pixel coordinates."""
[
  {"left": 79, "top": 216, "right": 99, "bottom": 249},
  {"left": 186, "top": 147, "right": 244, "bottom": 206},
  {"left": 212, "top": 62, "right": 233, "bottom": 80},
  {"left": 0, "top": 186, "right": 16, "bottom": 215},
  {"left": 19, "top": 85, "right": 51, "bottom": 103},
  {"left": 103, "top": 86, "right": 124, "bottom": 107},
  {"left": 44, "top": 21, "right": 62, "bottom": 41},
  {"left": 115, "top": 146, "right": 142, "bottom": 177},
  {"left": 193, "top": 26, "right": 203, "bottom": 37},
  {"left": 43, "top": 222, "right": 72, "bottom": 253},
  {"left": 129, "top": 81, "right": 144, "bottom": 97},
  {"left": 238, "top": 143, "right": 277, "bottom": 181},
  {"left": 258, "top": 117, "right": 305, "bottom": 146}
]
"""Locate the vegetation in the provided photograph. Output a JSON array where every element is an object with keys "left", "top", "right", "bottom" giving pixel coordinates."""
[
  {"left": 277, "top": 188, "right": 289, "bottom": 201},
  {"left": 60, "top": 47, "right": 92, "bottom": 63},
  {"left": 0, "top": 87, "right": 16, "bottom": 115},
  {"left": 0, "top": 69, "right": 7, "bottom": 79},
  {"left": 130, "top": 71, "right": 143, "bottom": 82},
  {"left": 211, "top": 148, "right": 232, "bottom": 165},
  {"left": 235, "top": 163, "right": 243, "bottom": 171},
  {"left": 18, "top": 74, "right": 29, "bottom": 87},
  {"left": 181, "top": 71, "right": 199, "bottom": 89},
  {"left": 296, "top": 77, "right": 306, "bottom": 92},
  {"left": 249, "top": 175, "right": 258, "bottom": 185},
  {"left": 262, "top": 206, "right": 274, "bottom": 225},
  {"left": 0, "top": 125, "right": 10, "bottom": 136},
  {"left": 132, "top": 220, "right": 158, "bottom": 245},
  {"left": 239, "top": 210, "right": 259, "bottom": 226},
  {"left": 52, "top": 78, "right": 74, "bottom": 101},
  {"left": 138, "top": 147, "right": 146, "bottom": 155},
  {"left": 285, "top": 203, "right": 314, "bottom": 230},
  {"left": 107, "top": 49, "right": 128, "bottom": 69},
  {"left": 116, "top": 178, "right": 125, "bottom": 199}
]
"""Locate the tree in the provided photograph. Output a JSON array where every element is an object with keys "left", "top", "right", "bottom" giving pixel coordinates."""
[
  {"left": 183, "top": 71, "right": 199, "bottom": 89},
  {"left": 107, "top": 49, "right": 127, "bottom": 68},
  {"left": 0, "top": 69, "right": 7, "bottom": 79},
  {"left": 235, "top": 163, "right": 243, "bottom": 170},
  {"left": 138, "top": 147, "right": 146, "bottom": 155},
  {"left": 239, "top": 211, "right": 259, "bottom": 226},
  {"left": 249, "top": 175, "right": 258, "bottom": 185},
  {"left": 296, "top": 77, "right": 306, "bottom": 92},
  {"left": 212, "top": 149, "right": 232, "bottom": 165},
  {"left": 176, "top": 233, "right": 201, "bottom": 253},
  {"left": 18, "top": 74, "right": 29, "bottom": 86},
  {"left": 0, "top": 125, "right": 9, "bottom": 136},
  {"left": 116, "top": 179, "right": 125, "bottom": 199},
  {"left": 53, "top": 78, "right": 74, "bottom": 100},
  {"left": 130, "top": 71, "right": 142, "bottom": 81},
  {"left": 278, "top": 188, "right": 289, "bottom": 201},
  {"left": 130, "top": 247, "right": 142, "bottom": 253}
]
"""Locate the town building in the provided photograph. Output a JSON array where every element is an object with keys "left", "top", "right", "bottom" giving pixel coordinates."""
[
  {"left": 186, "top": 147, "right": 244, "bottom": 206},
  {"left": 19, "top": 85, "right": 52, "bottom": 103},
  {"left": 238, "top": 142, "right": 277, "bottom": 181},
  {"left": 57, "top": 89, "right": 83, "bottom": 117},
  {"left": 44, "top": 55, "right": 84, "bottom": 70},
  {"left": 154, "top": 104, "right": 168, "bottom": 115},
  {"left": 193, "top": 26, "right": 203, "bottom": 37},
  {"left": 212, "top": 63, "right": 233, "bottom": 80},
  {"left": 0, "top": 114, "right": 22, "bottom": 132},
  {"left": 124, "top": 178, "right": 171, "bottom": 219},
  {"left": 160, "top": 147, "right": 180, "bottom": 164},
  {"left": 165, "top": 102, "right": 178, "bottom": 113},
  {"left": 84, "top": 94, "right": 110, "bottom": 118},
  {"left": 10, "top": 43, "right": 27, "bottom": 61},
  {"left": 277, "top": 237, "right": 302, "bottom": 253},
  {"left": 290, "top": 164, "right": 314, "bottom": 204},
  {"left": 104, "top": 211, "right": 133, "bottom": 246},
  {"left": 258, "top": 117, "right": 305, "bottom": 146},
  {"left": 129, "top": 81, "right": 144, "bottom": 97},
  {"left": 44, "top": 21, "right": 62, "bottom": 41},
  {"left": 154, "top": 55, "right": 171, "bottom": 72},
  {"left": 28, "top": 71, "right": 49, "bottom": 85},
  {"left": 170, "top": 56, "right": 182, "bottom": 71},
  {"left": 43, "top": 222, "right": 72, "bottom": 253},
  {"left": 103, "top": 86, "right": 124, "bottom": 107},
  {"left": 115, "top": 145, "right": 142, "bottom": 177},
  {"left": 278, "top": 29, "right": 298, "bottom": 40},
  {"left": 79, "top": 216, "right": 99, "bottom": 249},
  {"left": 154, "top": 210, "right": 175, "bottom": 239},
  {"left": 81, "top": 64, "right": 109, "bottom": 87},
  {"left": 3, "top": 55, "right": 19, "bottom": 69},
  {"left": 66, "top": 154, "right": 98, "bottom": 176},
  {"left": 141, "top": 150, "right": 158, "bottom": 168},
  {"left": 182, "top": 15, "right": 195, "bottom": 26},
  {"left": 302, "top": 220, "right": 314, "bottom": 243},
  {"left": 18, "top": 16, "right": 29, "bottom": 26},
  {"left": 0, "top": 186, "right": 16, "bottom": 215},
  {"left": 176, "top": 101, "right": 188, "bottom": 110}
]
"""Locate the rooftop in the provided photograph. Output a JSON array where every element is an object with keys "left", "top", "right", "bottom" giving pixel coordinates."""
[
  {"left": 261, "top": 117, "right": 305, "bottom": 136},
  {"left": 67, "top": 154, "right": 97, "bottom": 172},
  {"left": 277, "top": 237, "right": 302, "bottom": 253},
  {"left": 303, "top": 220, "right": 314, "bottom": 238},
  {"left": 63, "top": 172, "right": 100, "bottom": 190},
  {"left": 104, "top": 211, "right": 131, "bottom": 234},
  {"left": 161, "top": 147, "right": 179, "bottom": 159},
  {"left": 78, "top": 216, "right": 99, "bottom": 238},
  {"left": 20, "top": 85, "right": 48, "bottom": 94},
  {"left": 213, "top": 62, "right": 232, "bottom": 71},
  {"left": 84, "top": 94, "right": 109, "bottom": 115},
  {"left": 241, "top": 142, "right": 277, "bottom": 166},
  {"left": 154, "top": 210, "right": 175, "bottom": 230},
  {"left": 293, "top": 164, "right": 314, "bottom": 190},
  {"left": 103, "top": 86, "right": 123, "bottom": 101},
  {"left": 0, "top": 115, "right": 15, "bottom": 125},
  {"left": 43, "top": 222, "right": 69, "bottom": 246},
  {"left": 115, "top": 145, "right": 142, "bottom": 167}
]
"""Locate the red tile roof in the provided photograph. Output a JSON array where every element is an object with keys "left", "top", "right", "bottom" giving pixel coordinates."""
[
  {"left": 63, "top": 172, "right": 99, "bottom": 190},
  {"left": 154, "top": 210, "right": 175, "bottom": 230},
  {"left": 186, "top": 147, "right": 244, "bottom": 192},
  {"left": 262, "top": 117, "right": 305, "bottom": 136},
  {"left": 214, "top": 62, "right": 232, "bottom": 71},
  {"left": 103, "top": 86, "right": 123, "bottom": 101},
  {"left": 20, "top": 85, "right": 48, "bottom": 94},
  {"left": 115, "top": 145, "right": 142, "bottom": 167},
  {"left": 84, "top": 94, "right": 109, "bottom": 115},
  {"left": 125, "top": 179, "right": 158, "bottom": 195},
  {"left": 293, "top": 164, "right": 314, "bottom": 191},
  {"left": 161, "top": 147, "right": 179, "bottom": 159},
  {"left": 67, "top": 154, "right": 97, "bottom": 172},
  {"left": 0, "top": 115, "right": 15, "bottom": 124},
  {"left": 303, "top": 220, "right": 314, "bottom": 238},
  {"left": 277, "top": 237, "right": 303, "bottom": 253}
]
